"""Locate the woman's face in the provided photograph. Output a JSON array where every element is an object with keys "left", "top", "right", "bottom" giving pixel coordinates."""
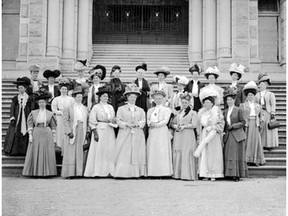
[
  {"left": 208, "top": 75, "right": 216, "bottom": 84},
  {"left": 93, "top": 75, "right": 101, "bottom": 84},
  {"left": 226, "top": 96, "right": 235, "bottom": 107},
  {"left": 18, "top": 85, "right": 26, "bottom": 94},
  {"left": 203, "top": 99, "right": 213, "bottom": 109},
  {"left": 127, "top": 93, "right": 137, "bottom": 104},
  {"left": 74, "top": 94, "right": 83, "bottom": 103},
  {"left": 231, "top": 73, "right": 239, "bottom": 81},
  {"left": 111, "top": 69, "right": 120, "bottom": 79},
  {"left": 38, "top": 99, "right": 46, "bottom": 108},
  {"left": 30, "top": 71, "right": 39, "bottom": 80},
  {"left": 136, "top": 69, "right": 145, "bottom": 79},
  {"left": 77, "top": 70, "right": 84, "bottom": 78},
  {"left": 48, "top": 77, "right": 55, "bottom": 84},
  {"left": 191, "top": 71, "right": 199, "bottom": 80},
  {"left": 100, "top": 93, "right": 109, "bottom": 103},
  {"left": 258, "top": 81, "right": 267, "bottom": 91},
  {"left": 181, "top": 99, "right": 190, "bottom": 109},
  {"left": 247, "top": 92, "right": 255, "bottom": 101},
  {"left": 157, "top": 73, "right": 165, "bottom": 82},
  {"left": 154, "top": 94, "right": 164, "bottom": 105},
  {"left": 60, "top": 86, "right": 68, "bottom": 95},
  {"left": 177, "top": 83, "right": 185, "bottom": 91}
]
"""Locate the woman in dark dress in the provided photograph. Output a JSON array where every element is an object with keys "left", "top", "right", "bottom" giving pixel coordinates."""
[
  {"left": 4, "top": 77, "right": 33, "bottom": 156},
  {"left": 223, "top": 89, "right": 248, "bottom": 182},
  {"left": 134, "top": 63, "right": 150, "bottom": 112},
  {"left": 107, "top": 65, "right": 126, "bottom": 113}
]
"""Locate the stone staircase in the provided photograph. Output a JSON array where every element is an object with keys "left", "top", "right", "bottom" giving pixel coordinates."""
[{"left": 2, "top": 44, "right": 286, "bottom": 177}]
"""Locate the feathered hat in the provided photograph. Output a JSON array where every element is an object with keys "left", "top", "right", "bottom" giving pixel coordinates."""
[
  {"left": 43, "top": 69, "right": 61, "bottom": 79},
  {"left": 124, "top": 83, "right": 141, "bottom": 96},
  {"left": 243, "top": 81, "right": 258, "bottom": 96},
  {"left": 135, "top": 63, "right": 147, "bottom": 72},
  {"left": 174, "top": 75, "right": 189, "bottom": 85},
  {"left": 189, "top": 64, "right": 202, "bottom": 74},
  {"left": 204, "top": 66, "right": 220, "bottom": 79},
  {"left": 229, "top": 63, "right": 245, "bottom": 80},
  {"left": 89, "top": 64, "right": 106, "bottom": 80},
  {"left": 199, "top": 87, "right": 219, "bottom": 102},
  {"left": 154, "top": 66, "right": 170, "bottom": 76},
  {"left": 74, "top": 59, "right": 87, "bottom": 71},
  {"left": 257, "top": 72, "right": 271, "bottom": 85}
]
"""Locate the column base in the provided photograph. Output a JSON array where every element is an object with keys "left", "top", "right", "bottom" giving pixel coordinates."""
[{"left": 61, "top": 59, "right": 76, "bottom": 72}]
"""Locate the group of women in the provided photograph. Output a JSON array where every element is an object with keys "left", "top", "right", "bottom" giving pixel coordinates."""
[{"left": 4, "top": 61, "right": 279, "bottom": 182}]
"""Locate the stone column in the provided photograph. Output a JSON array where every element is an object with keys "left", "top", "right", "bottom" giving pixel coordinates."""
[
  {"left": 280, "top": 0, "right": 286, "bottom": 70},
  {"left": 88, "top": 0, "right": 93, "bottom": 61},
  {"left": 188, "top": 0, "right": 202, "bottom": 63},
  {"left": 77, "top": 0, "right": 89, "bottom": 59},
  {"left": 217, "top": 0, "right": 231, "bottom": 58},
  {"left": 47, "top": 0, "right": 60, "bottom": 56},
  {"left": 203, "top": 0, "right": 217, "bottom": 67},
  {"left": 61, "top": 0, "right": 75, "bottom": 70}
]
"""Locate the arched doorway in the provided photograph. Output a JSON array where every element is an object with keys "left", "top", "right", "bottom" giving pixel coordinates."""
[{"left": 92, "top": 0, "right": 188, "bottom": 44}]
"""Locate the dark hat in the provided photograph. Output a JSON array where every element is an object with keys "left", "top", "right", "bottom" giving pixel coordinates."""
[
  {"left": 34, "top": 89, "right": 52, "bottom": 101},
  {"left": 135, "top": 63, "right": 147, "bottom": 71},
  {"left": 154, "top": 66, "right": 170, "bottom": 76},
  {"left": 180, "top": 92, "right": 192, "bottom": 102},
  {"left": 111, "top": 65, "right": 121, "bottom": 72},
  {"left": 189, "top": 64, "right": 201, "bottom": 74},
  {"left": 78, "top": 59, "right": 87, "bottom": 67},
  {"left": 71, "top": 89, "right": 84, "bottom": 97},
  {"left": 13, "top": 77, "right": 31, "bottom": 87},
  {"left": 223, "top": 88, "right": 237, "bottom": 99},
  {"left": 43, "top": 70, "right": 61, "bottom": 79},
  {"left": 257, "top": 73, "right": 271, "bottom": 85},
  {"left": 89, "top": 65, "right": 106, "bottom": 80},
  {"left": 96, "top": 85, "right": 112, "bottom": 96},
  {"left": 58, "top": 78, "right": 72, "bottom": 90},
  {"left": 75, "top": 59, "right": 87, "bottom": 70}
]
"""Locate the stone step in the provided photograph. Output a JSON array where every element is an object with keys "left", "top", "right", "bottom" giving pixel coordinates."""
[
  {"left": 264, "top": 157, "right": 286, "bottom": 166},
  {"left": 2, "top": 155, "right": 63, "bottom": 165},
  {"left": 264, "top": 149, "right": 286, "bottom": 158},
  {"left": 247, "top": 166, "right": 286, "bottom": 177}
]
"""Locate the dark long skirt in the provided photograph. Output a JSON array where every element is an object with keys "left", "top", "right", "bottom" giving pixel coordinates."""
[
  {"left": 4, "top": 114, "right": 29, "bottom": 156},
  {"left": 224, "top": 132, "right": 248, "bottom": 178}
]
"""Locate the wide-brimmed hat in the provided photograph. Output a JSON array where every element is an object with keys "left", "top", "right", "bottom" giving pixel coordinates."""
[
  {"left": 199, "top": 88, "right": 219, "bottom": 102},
  {"left": 58, "top": 78, "right": 72, "bottom": 90},
  {"left": 96, "top": 85, "right": 112, "bottom": 96},
  {"left": 29, "top": 64, "right": 40, "bottom": 72},
  {"left": 180, "top": 92, "right": 193, "bottom": 101},
  {"left": 257, "top": 73, "right": 271, "bottom": 85},
  {"left": 154, "top": 66, "right": 170, "bottom": 76},
  {"left": 135, "top": 63, "right": 147, "bottom": 72},
  {"left": 174, "top": 75, "right": 189, "bottom": 85},
  {"left": 229, "top": 63, "right": 245, "bottom": 80},
  {"left": 13, "top": 77, "right": 31, "bottom": 88},
  {"left": 74, "top": 59, "right": 87, "bottom": 71},
  {"left": 223, "top": 88, "right": 237, "bottom": 99},
  {"left": 204, "top": 66, "right": 220, "bottom": 79},
  {"left": 71, "top": 89, "right": 84, "bottom": 96},
  {"left": 34, "top": 89, "right": 52, "bottom": 101},
  {"left": 124, "top": 83, "right": 141, "bottom": 96},
  {"left": 150, "top": 89, "right": 166, "bottom": 98},
  {"left": 189, "top": 64, "right": 202, "bottom": 74},
  {"left": 243, "top": 81, "right": 258, "bottom": 96},
  {"left": 89, "top": 64, "right": 106, "bottom": 80},
  {"left": 43, "top": 70, "right": 61, "bottom": 79}
]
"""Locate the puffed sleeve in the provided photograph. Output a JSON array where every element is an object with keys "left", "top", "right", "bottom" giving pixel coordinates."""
[
  {"left": 231, "top": 108, "right": 245, "bottom": 129},
  {"left": 117, "top": 107, "right": 128, "bottom": 128},
  {"left": 49, "top": 114, "right": 57, "bottom": 132},
  {"left": 138, "top": 108, "right": 146, "bottom": 129},
  {"left": 89, "top": 105, "right": 98, "bottom": 130},
  {"left": 270, "top": 92, "right": 276, "bottom": 114},
  {"left": 155, "top": 107, "right": 171, "bottom": 127},
  {"left": 27, "top": 112, "right": 34, "bottom": 133},
  {"left": 63, "top": 108, "right": 72, "bottom": 135},
  {"left": 51, "top": 97, "right": 61, "bottom": 115}
]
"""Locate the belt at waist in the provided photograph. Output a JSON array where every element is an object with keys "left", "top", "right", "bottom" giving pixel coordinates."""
[
  {"left": 36, "top": 123, "right": 46, "bottom": 127},
  {"left": 249, "top": 116, "right": 256, "bottom": 119}
]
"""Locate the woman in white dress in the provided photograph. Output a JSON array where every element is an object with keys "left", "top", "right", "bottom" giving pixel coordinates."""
[
  {"left": 114, "top": 83, "right": 146, "bottom": 178},
  {"left": 147, "top": 90, "right": 173, "bottom": 177},
  {"left": 194, "top": 88, "right": 225, "bottom": 181},
  {"left": 84, "top": 85, "right": 117, "bottom": 177},
  {"left": 51, "top": 78, "right": 74, "bottom": 154},
  {"left": 201, "top": 66, "right": 224, "bottom": 106},
  {"left": 62, "top": 89, "right": 88, "bottom": 178}
]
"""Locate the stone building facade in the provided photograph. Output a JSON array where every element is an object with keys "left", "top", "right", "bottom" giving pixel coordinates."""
[{"left": 2, "top": 0, "right": 286, "bottom": 79}]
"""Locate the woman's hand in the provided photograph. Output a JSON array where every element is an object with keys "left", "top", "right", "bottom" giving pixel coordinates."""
[
  {"left": 29, "top": 135, "right": 33, "bottom": 143},
  {"left": 10, "top": 119, "right": 16, "bottom": 126},
  {"left": 92, "top": 129, "right": 99, "bottom": 142},
  {"left": 150, "top": 122, "right": 157, "bottom": 128}
]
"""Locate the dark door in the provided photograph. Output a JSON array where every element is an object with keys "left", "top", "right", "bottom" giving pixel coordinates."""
[{"left": 92, "top": 0, "right": 188, "bottom": 44}]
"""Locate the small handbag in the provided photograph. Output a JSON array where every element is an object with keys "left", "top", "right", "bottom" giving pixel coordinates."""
[{"left": 268, "top": 121, "right": 281, "bottom": 130}]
